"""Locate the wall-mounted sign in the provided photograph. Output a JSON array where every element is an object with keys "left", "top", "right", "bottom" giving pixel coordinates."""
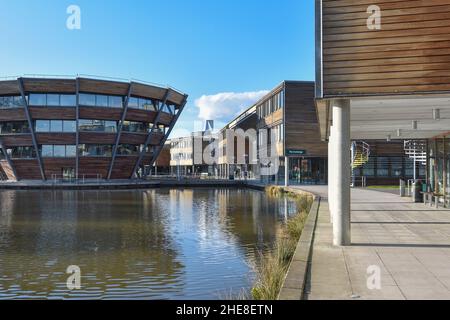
[{"left": 286, "top": 149, "right": 307, "bottom": 156}]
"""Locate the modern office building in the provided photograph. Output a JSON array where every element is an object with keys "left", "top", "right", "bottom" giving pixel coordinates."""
[
  {"left": 315, "top": 0, "right": 450, "bottom": 245},
  {"left": 218, "top": 81, "right": 329, "bottom": 184},
  {"left": 170, "top": 128, "right": 215, "bottom": 177},
  {"left": 0, "top": 76, "right": 187, "bottom": 181}
]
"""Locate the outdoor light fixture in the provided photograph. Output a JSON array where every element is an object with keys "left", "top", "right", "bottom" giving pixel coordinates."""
[
  {"left": 386, "top": 135, "right": 391, "bottom": 142},
  {"left": 433, "top": 108, "right": 441, "bottom": 121},
  {"left": 397, "top": 129, "right": 402, "bottom": 137},
  {"left": 412, "top": 120, "right": 418, "bottom": 130}
]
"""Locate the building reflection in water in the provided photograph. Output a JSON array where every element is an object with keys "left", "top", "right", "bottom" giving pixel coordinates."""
[{"left": 0, "top": 188, "right": 298, "bottom": 299}]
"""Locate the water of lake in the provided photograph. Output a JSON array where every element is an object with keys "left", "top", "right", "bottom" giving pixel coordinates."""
[{"left": 0, "top": 188, "right": 298, "bottom": 300}]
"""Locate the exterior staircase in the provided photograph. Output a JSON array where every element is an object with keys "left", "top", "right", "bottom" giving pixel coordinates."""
[{"left": 351, "top": 141, "right": 371, "bottom": 187}]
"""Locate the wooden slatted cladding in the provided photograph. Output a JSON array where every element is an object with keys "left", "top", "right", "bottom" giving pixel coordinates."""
[
  {"left": 319, "top": 0, "right": 450, "bottom": 97},
  {"left": 285, "top": 82, "right": 328, "bottom": 157}
]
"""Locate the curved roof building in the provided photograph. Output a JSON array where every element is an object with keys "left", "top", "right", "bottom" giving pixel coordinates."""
[{"left": 0, "top": 76, "right": 187, "bottom": 181}]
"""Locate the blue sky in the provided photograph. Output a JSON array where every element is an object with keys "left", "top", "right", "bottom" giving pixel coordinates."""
[{"left": 0, "top": 0, "right": 315, "bottom": 136}]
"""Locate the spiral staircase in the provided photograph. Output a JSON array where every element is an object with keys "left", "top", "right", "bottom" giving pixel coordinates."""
[
  {"left": 404, "top": 140, "right": 427, "bottom": 166},
  {"left": 351, "top": 141, "right": 371, "bottom": 187}
]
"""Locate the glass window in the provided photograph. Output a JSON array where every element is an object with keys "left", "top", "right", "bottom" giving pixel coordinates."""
[
  {"left": 53, "top": 145, "right": 66, "bottom": 157},
  {"left": 60, "top": 95, "right": 77, "bottom": 106},
  {"left": 104, "top": 121, "right": 117, "bottom": 133},
  {"left": 122, "top": 121, "right": 149, "bottom": 133},
  {"left": 362, "top": 157, "right": 375, "bottom": 177},
  {"left": 66, "top": 145, "right": 77, "bottom": 157},
  {"left": 10, "top": 146, "right": 36, "bottom": 159},
  {"left": 47, "top": 94, "right": 60, "bottom": 106},
  {"left": 377, "top": 157, "right": 390, "bottom": 177},
  {"left": 50, "top": 120, "right": 63, "bottom": 132},
  {"left": 29, "top": 94, "right": 47, "bottom": 106},
  {"left": 63, "top": 120, "right": 76, "bottom": 132},
  {"left": 109, "top": 96, "right": 123, "bottom": 108},
  {"left": 41, "top": 145, "right": 53, "bottom": 157},
  {"left": 96, "top": 95, "right": 108, "bottom": 107},
  {"left": 79, "top": 93, "right": 96, "bottom": 106},
  {"left": 0, "top": 121, "right": 30, "bottom": 134},
  {"left": 391, "top": 157, "right": 403, "bottom": 177},
  {"left": 128, "top": 97, "right": 138, "bottom": 109},
  {"left": 78, "top": 144, "right": 112, "bottom": 157},
  {"left": 35, "top": 120, "right": 50, "bottom": 133},
  {"left": 117, "top": 144, "right": 140, "bottom": 156}
]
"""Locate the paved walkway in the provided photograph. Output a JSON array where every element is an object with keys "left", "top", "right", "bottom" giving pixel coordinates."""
[{"left": 292, "top": 186, "right": 450, "bottom": 300}]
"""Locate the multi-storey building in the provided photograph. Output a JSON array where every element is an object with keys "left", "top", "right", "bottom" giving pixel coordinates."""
[{"left": 0, "top": 76, "right": 187, "bottom": 181}]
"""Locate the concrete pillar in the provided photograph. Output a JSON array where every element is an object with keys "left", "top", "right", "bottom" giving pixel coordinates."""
[
  {"left": 285, "top": 157, "right": 289, "bottom": 187},
  {"left": 328, "top": 125, "right": 334, "bottom": 223},
  {"left": 331, "top": 99, "right": 351, "bottom": 246}
]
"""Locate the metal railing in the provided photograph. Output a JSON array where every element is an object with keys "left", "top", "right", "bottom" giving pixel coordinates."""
[
  {"left": 51, "top": 174, "right": 103, "bottom": 185},
  {"left": 351, "top": 176, "right": 367, "bottom": 188}
]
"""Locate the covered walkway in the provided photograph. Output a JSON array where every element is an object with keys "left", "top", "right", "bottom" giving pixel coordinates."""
[{"left": 293, "top": 186, "right": 450, "bottom": 300}]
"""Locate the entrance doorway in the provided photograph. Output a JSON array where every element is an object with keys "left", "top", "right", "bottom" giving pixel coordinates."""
[{"left": 289, "top": 158, "right": 327, "bottom": 185}]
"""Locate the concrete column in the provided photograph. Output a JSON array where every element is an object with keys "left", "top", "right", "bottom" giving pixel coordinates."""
[
  {"left": 285, "top": 157, "right": 289, "bottom": 187},
  {"left": 328, "top": 125, "right": 334, "bottom": 223},
  {"left": 331, "top": 99, "right": 351, "bottom": 246}
]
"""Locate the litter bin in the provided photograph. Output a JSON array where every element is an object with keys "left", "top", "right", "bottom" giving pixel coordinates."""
[{"left": 412, "top": 181, "right": 423, "bottom": 203}]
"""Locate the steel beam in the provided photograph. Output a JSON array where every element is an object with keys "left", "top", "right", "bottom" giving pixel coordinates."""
[
  {"left": 107, "top": 83, "right": 133, "bottom": 180},
  {"left": 18, "top": 78, "right": 46, "bottom": 180},
  {"left": 131, "top": 89, "right": 171, "bottom": 179},
  {"left": 149, "top": 95, "right": 188, "bottom": 170},
  {"left": 0, "top": 141, "right": 18, "bottom": 181}
]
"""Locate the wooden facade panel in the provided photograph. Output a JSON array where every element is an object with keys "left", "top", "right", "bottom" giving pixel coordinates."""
[
  {"left": 167, "top": 90, "right": 185, "bottom": 105},
  {"left": 12, "top": 159, "right": 41, "bottom": 180},
  {"left": 78, "top": 78, "right": 129, "bottom": 95},
  {"left": 29, "top": 107, "right": 76, "bottom": 120},
  {"left": 149, "top": 133, "right": 165, "bottom": 146},
  {"left": 110, "top": 157, "right": 138, "bottom": 179},
  {"left": 79, "top": 107, "right": 123, "bottom": 120},
  {"left": 79, "top": 132, "right": 116, "bottom": 144},
  {"left": 320, "top": 0, "right": 450, "bottom": 97},
  {"left": 0, "top": 160, "right": 16, "bottom": 180},
  {"left": 0, "top": 80, "right": 20, "bottom": 95},
  {"left": 0, "top": 135, "right": 33, "bottom": 147},
  {"left": 285, "top": 82, "right": 328, "bottom": 157},
  {"left": 131, "top": 83, "right": 166, "bottom": 100},
  {"left": 119, "top": 132, "right": 147, "bottom": 145},
  {"left": 159, "top": 112, "right": 173, "bottom": 126},
  {"left": 125, "top": 109, "right": 157, "bottom": 123},
  {"left": 22, "top": 78, "right": 76, "bottom": 93},
  {"left": 78, "top": 157, "right": 110, "bottom": 178},
  {"left": 0, "top": 108, "right": 27, "bottom": 121},
  {"left": 43, "top": 159, "right": 76, "bottom": 178},
  {"left": 36, "top": 133, "right": 76, "bottom": 145}
]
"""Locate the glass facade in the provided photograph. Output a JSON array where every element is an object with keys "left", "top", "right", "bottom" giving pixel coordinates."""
[
  {"left": 41, "top": 145, "right": 77, "bottom": 158},
  {"left": 29, "top": 94, "right": 76, "bottom": 107},
  {"left": 0, "top": 96, "right": 26, "bottom": 108},
  {"left": 117, "top": 144, "right": 141, "bottom": 156},
  {"left": 78, "top": 144, "right": 113, "bottom": 157},
  {"left": 122, "top": 121, "right": 151, "bottom": 133},
  {"left": 128, "top": 97, "right": 158, "bottom": 111},
  {"left": 9, "top": 146, "right": 36, "bottom": 159},
  {"left": 0, "top": 121, "right": 30, "bottom": 134},
  {"left": 79, "top": 94, "right": 123, "bottom": 108},
  {"left": 429, "top": 138, "right": 450, "bottom": 197},
  {"left": 35, "top": 120, "right": 77, "bottom": 133},
  {"left": 257, "top": 90, "right": 284, "bottom": 119},
  {"left": 78, "top": 119, "right": 117, "bottom": 133}
]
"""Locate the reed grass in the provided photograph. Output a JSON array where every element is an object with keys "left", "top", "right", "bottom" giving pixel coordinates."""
[{"left": 251, "top": 187, "right": 313, "bottom": 300}]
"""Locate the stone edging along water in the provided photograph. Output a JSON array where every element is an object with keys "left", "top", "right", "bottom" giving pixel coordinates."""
[{"left": 278, "top": 189, "right": 321, "bottom": 300}]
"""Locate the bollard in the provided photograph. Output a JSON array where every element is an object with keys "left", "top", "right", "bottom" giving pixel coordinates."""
[{"left": 400, "top": 179, "right": 406, "bottom": 197}]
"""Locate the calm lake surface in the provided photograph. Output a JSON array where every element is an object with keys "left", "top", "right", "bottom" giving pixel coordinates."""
[{"left": 0, "top": 188, "right": 298, "bottom": 300}]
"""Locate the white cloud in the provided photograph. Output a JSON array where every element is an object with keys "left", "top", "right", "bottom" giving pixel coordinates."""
[{"left": 195, "top": 90, "right": 269, "bottom": 122}]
